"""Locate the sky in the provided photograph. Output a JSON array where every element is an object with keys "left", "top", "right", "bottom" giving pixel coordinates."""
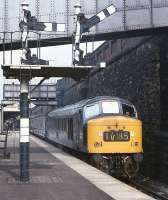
[{"left": 0, "top": 41, "right": 104, "bottom": 100}]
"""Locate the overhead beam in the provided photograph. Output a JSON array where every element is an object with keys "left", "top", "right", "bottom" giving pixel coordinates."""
[
  {"left": 1, "top": 64, "right": 98, "bottom": 81},
  {"left": 0, "top": 26, "right": 168, "bottom": 52},
  {"left": 2, "top": 99, "right": 58, "bottom": 106}
]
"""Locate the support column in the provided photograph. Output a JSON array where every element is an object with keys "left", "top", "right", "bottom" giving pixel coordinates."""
[
  {"left": 1, "top": 105, "right": 4, "bottom": 132},
  {"left": 20, "top": 78, "right": 29, "bottom": 182},
  {"left": 73, "top": 3, "right": 82, "bottom": 65}
]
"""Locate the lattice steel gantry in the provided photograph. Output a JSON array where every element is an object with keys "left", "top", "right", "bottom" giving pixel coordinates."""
[
  {"left": 36, "top": 0, "right": 40, "bottom": 21},
  {"left": 4, "top": 0, "right": 9, "bottom": 33},
  {"left": 50, "top": 0, "right": 56, "bottom": 22}
]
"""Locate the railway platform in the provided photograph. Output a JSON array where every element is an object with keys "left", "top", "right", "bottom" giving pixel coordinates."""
[{"left": 0, "top": 132, "right": 155, "bottom": 200}]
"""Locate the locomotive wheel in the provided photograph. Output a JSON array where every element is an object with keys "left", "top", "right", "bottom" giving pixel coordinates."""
[
  {"left": 90, "top": 155, "right": 110, "bottom": 174},
  {"left": 123, "top": 156, "right": 139, "bottom": 179}
]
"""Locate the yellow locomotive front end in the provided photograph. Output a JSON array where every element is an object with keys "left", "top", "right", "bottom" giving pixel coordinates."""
[{"left": 87, "top": 116, "right": 142, "bottom": 154}]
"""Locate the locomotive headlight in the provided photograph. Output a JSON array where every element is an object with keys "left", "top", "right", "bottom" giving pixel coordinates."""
[
  {"left": 98, "top": 132, "right": 103, "bottom": 137},
  {"left": 131, "top": 132, "right": 134, "bottom": 137}
]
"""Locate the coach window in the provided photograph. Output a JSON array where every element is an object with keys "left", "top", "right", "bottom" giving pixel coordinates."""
[
  {"left": 62, "top": 119, "right": 64, "bottom": 131},
  {"left": 59, "top": 119, "right": 62, "bottom": 131},
  {"left": 59, "top": 120, "right": 61, "bottom": 130},
  {"left": 61, "top": 119, "right": 63, "bottom": 131},
  {"left": 122, "top": 104, "right": 136, "bottom": 118},
  {"left": 65, "top": 119, "right": 68, "bottom": 132},
  {"left": 58, "top": 119, "right": 60, "bottom": 130},
  {"left": 64, "top": 120, "right": 67, "bottom": 131},
  {"left": 84, "top": 103, "right": 100, "bottom": 120},
  {"left": 55, "top": 120, "right": 58, "bottom": 130},
  {"left": 102, "top": 101, "right": 119, "bottom": 114},
  {"left": 62, "top": 119, "right": 64, "bottom": 130},
  {"left": 68, "top": 118, "right": 73, "bottom": 140},
  {"left": 64, "top": 119, "right": 66, "bottom": 132}
]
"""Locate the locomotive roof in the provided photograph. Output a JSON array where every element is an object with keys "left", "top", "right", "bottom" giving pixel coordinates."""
[
  {"left": 48, "top": 96, "right": 134, "bottom": 118},
  {"left": 84, "top": 96, "right": 132, "bottom": 106}
]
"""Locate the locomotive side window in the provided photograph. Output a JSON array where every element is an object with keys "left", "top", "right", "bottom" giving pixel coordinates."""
[
  {"left": 122, "top": 104, "right": 136, "bottom": 118},
  {"left": 84, "top": 103, "right": 100, "bottom": 120},
  {"left": 102, "top": 101, "right": 119, "bottom": 114}
]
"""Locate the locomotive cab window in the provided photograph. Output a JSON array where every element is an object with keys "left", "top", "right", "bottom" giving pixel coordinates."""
[
  {"left": 84, "top": 103, "right": 100, "bottom": 120},
  {"left": 122, "top": 104, "right": 136, "bottom": 118},
  {"left": 102, "top": 101, "right": 119, "bottom": 114}
]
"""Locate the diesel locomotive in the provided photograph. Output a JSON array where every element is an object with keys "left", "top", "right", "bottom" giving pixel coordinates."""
[{"left": 31, "top": 96, "right": 143, "bottom": 178}]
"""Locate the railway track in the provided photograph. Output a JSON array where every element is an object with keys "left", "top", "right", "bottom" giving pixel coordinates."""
[
  {"left": 57, "top": 143, "right": 168, "bottom": 200},
  {"left": 69, "top": 149, "right": 168, "bottom": 200},
  {"left": 33, "top": 133, "right": 168, "bottom": 200},
  {"left": 129, "top": 179, "right": 168, "bottom": 200}
]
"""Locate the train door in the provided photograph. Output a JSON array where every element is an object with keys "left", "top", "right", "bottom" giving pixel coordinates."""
[
  {"left": 73, "top": 115, "right": 79, "bottom": 149},
  {"left": 73, "top": 111, "right": 83, "bottom": 150},
  {"left": 78, "top": 110, "right": 84, "bottom": 150}
]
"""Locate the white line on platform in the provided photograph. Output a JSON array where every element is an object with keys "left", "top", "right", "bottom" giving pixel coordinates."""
[{"left": 31, "top": 136, "right": 155, "bottom": 200}]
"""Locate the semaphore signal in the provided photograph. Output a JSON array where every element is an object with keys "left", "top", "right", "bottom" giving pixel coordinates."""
[{"left": 73, "top": 4, "right": 116, "bottom": 65}]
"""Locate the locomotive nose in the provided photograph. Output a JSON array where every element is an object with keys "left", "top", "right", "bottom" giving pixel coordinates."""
[{"left": 87, "top": 116, "right": 143, "bottom": 154}]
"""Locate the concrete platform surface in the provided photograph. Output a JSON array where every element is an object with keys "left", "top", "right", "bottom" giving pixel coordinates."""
[{"left": 0, "top": 133, "right": 155, "bottom": 200}]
